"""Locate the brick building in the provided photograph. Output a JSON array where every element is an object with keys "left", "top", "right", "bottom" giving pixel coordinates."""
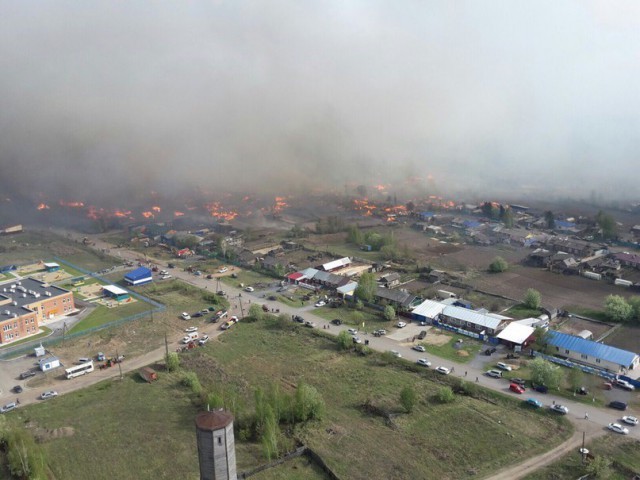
[{"left": 0, "top": 278, "right": 74, "bottom": 344}]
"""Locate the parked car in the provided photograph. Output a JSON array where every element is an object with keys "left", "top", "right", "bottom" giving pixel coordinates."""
[
  {"left": 496, "top": 362, "right": 512, "bottom": 371},
  {"left": 181, "top": 312, "right": 191, "bottom": 320},
  {"left": 396, "top": 321, "right": 407, "bottom": 328},
  {"left": 484, "top": 347, "right": 497, "bottom": 356},
  {"left": 435, "top": 366, "right": 450, "bottom": 375},
  {"left": 185, "top": 326, "right": 198, "bottom": 333},
  {"left": 486, "top": 370, "right": 502, "bottom": 378},
  {"left": 19, "top": 371, "right": 36, "bottom": 380},
  {"left": 40, "top": 391, "right": 58, "bottom": 400},
  {"left": 198, "top": 335, "right": 210, "bottom": 345},
  {"left": 509, "top": 383, "right": 525, "bottom": 394},
  {"left": 218, "top": 267, "right": 228, "bottom": 273},
  {"left": 550, "top": 404, "right": 569, "bottom": 415},
  {"left": 314, "top": 300, "right": 326, "bottom": 307},
  {"left": 304, "top": 321, "right": 317, "bottom": 328},
  {"left": 352, "top": 336, "right": 362, "bottom": 344},
  {"left": 532, "top": 384, "right": 549, "bottom": 393},
  {"left": 293, "top": 315, "right": 305, "bottom": 323},
  {"left": 348, "top": 328, "right": 358, "bottom": 335},
  {"left": 418, "top": 330, "right": 427, "bottom": 340},
  {"left": 373, "top": 329, "right": 387, "bottom": 337},
  {"left": 614, "top": 379, "right": 635, "bottom": 391},
  {"left": 525, "top": 398, "right": 543, "bottom": 408},
  {"left": 609, "top": 401, "right": 628, "bottom": 411},
  {"left": 12, "top": 385, "right": 22, "bottom": 394},
  {"left": 389, "top": 350, "right": 402, "bottom": 358},
  {"left": 244, "top": 286, "right": 254, "bottom": 292},
  {"left": 330, "top": 319, "right": 342, "bottom": 326},
  {"left": 412, "top": 345, "right": 426, "bottom": 352},
  {"left": 510, "top": 378, "right": 526, "bottom": 386},
  {"left": 416, "top": 358, "right": 431, "bottom": 367},
  {"left": 0, "top": 403, "right": 17, "bottom": 414},
  {"left": 193, "top": 312, "right": 204, "bottom": 318},
  {"left": 621, "top": 415, "right": 638, "bottom": 426},
  {"left": 608, "top": 423, "right": 629, "bottom": 435}
]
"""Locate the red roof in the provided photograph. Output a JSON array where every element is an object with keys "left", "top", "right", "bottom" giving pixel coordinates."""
[{"left": 287, "top": 272, "right": 304, "bottom": 280}]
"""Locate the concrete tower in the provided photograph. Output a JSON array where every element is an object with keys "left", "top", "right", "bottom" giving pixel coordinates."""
[{"left": 195, "top": 409, "right": 237, "bottom": 480}]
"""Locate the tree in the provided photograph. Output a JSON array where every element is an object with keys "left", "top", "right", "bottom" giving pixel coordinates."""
[
  {"left": 355, "top": 272, "right": 377, "bottom": 303},
  {"left": 261, "top": 404, "right": 280, "bottom": 461},
  {"left": 175, "top": 235, "right": 199, "bottom": 249},
  {"left": 248, "top": 303, "right": 265, "bottom": 322},
  {"left": 529, "top": 357, "right": 562, "bottom": 390},
  {"left": 336, "top": 331, "right": 352, "bottom": 350},
  {"left": 604, "top": 295, "right": 632, "bottom": 322},
  {"left": 489, "top": 256, "right": 508, "bottom": 273},
  {"left": 406, "top": 201, "right": 416, "bottom": 212},
  {"left": 596, "top": 210, "right": 617, "bottom": 239},
  {"left": 523, "top": 288, "right": 542, "bottom": 310},
  {"left": 544, "top": 211, "right": 555, "bottom": 229},
  {"left": 531, "top": 327, "right": 552, "bottom": 354},
  {"left": 436, "top": 386, "right": 455, "bottom": 403},
  {"left": 294, "top": 382, "right": 324, "bottom": 422},
  {"left": 568, "top": 367, "right": 584, "bottom": 392},
  {"left": 4, "top": 428, "right": 48, "bottom": 480},
  {"left": 502, "top": 207, "right": 514, "bottom": 228},
  {"left": 627, "top": 296, "right": 640, "bottom": 323},
  {"left": 165, "top": 352, "right": 180, "bottom": 372},
  {"left": 399, "top": 386, "right": 417, "bottom": 413},
  {"left": 383, "top": 305, "right": 396, "bottom": 322},
  {"left": 346, "top": 225, "right": 364, "bottom": 245},
  {"left": 584, "top": 455, "right": 612, "bottom": 479}
]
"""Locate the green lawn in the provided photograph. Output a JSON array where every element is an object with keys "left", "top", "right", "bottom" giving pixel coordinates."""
[
  {"left": 69, "top": 301, "right": 153, "bottom": 333},
  {"left": 311, "top": 305, "right": 384, "bottom": 327},
  {"left": 416, "top": 332, "right": 484, "bottom": 364},
  {"left": 564, "top": 305, "right": 610, "bottom": 322},
  {"left": 506, "top": 304, "right": 543, "bottom": 319},
  {"left": 523, "top": 435, "right": 640, "bottom": 480},
  {"left": 219, "top": 269, "right": 277, "bottom": 289}
]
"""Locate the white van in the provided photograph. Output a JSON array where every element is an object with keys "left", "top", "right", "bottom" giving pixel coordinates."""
[{"left": 182, "top": 332, "right": 199, "bottom": 344}]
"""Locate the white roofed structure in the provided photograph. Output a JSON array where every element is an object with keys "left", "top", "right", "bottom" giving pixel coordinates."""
[{"left": 496, "top": 323, "right": 535, "bottom": 346}]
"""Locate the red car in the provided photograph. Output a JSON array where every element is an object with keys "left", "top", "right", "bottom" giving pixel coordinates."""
[{"left": 509, "top": 383, "right": 526, "bottom": 394}]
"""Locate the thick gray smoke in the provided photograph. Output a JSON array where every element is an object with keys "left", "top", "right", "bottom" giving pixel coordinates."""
[{"left": 1, "top": 1, "right": 639, "bottom": 204}]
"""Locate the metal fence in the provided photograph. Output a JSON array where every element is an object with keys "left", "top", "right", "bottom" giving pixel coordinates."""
[
  {"left": 532, "top": 351, "right": 617, "bottom": 380},
  {"left": 0, "top": 257, "right": 165, "bottom": 360}
]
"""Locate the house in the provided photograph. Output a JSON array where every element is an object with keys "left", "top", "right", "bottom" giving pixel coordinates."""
[
  {"left": 378, "top": 272, "right": 401, "bottom": 288},
  {"left": 411, "top": 299, "right": 447, "bottom": 324},
  {"left": 39, "top": 355, "right": 61, "bottom": 372},
  {"left": 261, "top": 255, "right": 284, "bottom": 272},
  {"left": 103, "top": 285, "right": 130, "bottom": 302},
  {"left": 374, "top": 287, "right": 417, "bottom": 310},
  {"left": 320, "top": 257, "right": 352, "bottom": 272},
  {"left": 547, "top": 331, "right": 640, "bottom": 373},
  {"left": 124, "top": 267, "right": 153, "bottom": 286},
  {"left": 496, "top": 323, "right": 535, "bottom": 349},
  {"left": 438, "top": 305, "right": 508, "bottom": 336},
  {"left": 526, "top": 249, "right": 554, "bottom": 267},
  {"left": 237, "top": 249, "right": 258, "bottom": 267},
  {"left": 611, "top": 252, "right": 640, "bottom": 270},
  {"left": 545, "top": 237, "right": 605, "bottom": 258},
  {"left": 43, "top": 262, "right": 61, "bottom": 273},
  {"left": 336, "top": 281, "right": 358, "bottom": 298}
]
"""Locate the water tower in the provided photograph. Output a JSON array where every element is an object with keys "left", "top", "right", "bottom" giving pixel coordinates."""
[{"left": 195, "top": 409, "right": 237, "bottom": 480}]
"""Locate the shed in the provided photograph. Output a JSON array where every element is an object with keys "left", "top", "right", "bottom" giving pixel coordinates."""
[
  {"left": 139, "top": 367, "right": 158, "bottom": 383},
  {"left": 43, "top": 262, "right": 60, "bottom": 272},
  {"left": 124, "top": 267, "right": 153, "bottom": 286},
  {"left": 34, "top": 344, "right": 46, "bottom": 357},
  {"left": 577, "top": 330, "right": 593, "bottom": 340},
  {"left": 103, "top": 285, "right": 130, "bottom": 301},
  {"left": 39, "top": 355, "right": 61, "bottom": 372},
  {"left": 496, "top": 323, "right": 536, "bottom": 348}
]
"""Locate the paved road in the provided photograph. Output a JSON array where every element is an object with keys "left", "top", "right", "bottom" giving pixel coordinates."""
[{"left": 4, "top": 229, "right": 638, "bottom": 474}]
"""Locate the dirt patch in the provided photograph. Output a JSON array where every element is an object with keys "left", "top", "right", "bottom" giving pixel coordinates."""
[
  {"left": 32, "top": 426, "right": 75, "bottom": 442},
  {"left": 603, "top": 325, "right": 640, "bottom": 354},
  {"left": 422, "top": 332, "right": 451, "bottom": 347},
  {"left": 555, "top": 317, "right": 614, "bottom": 341},
  {"left": 456, "top": 350, "right": 470, "bottom": 357}
]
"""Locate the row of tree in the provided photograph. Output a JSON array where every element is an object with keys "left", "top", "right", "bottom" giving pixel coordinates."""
[{"left": 604, "top": 294, "right": 640, "bottom": 323}]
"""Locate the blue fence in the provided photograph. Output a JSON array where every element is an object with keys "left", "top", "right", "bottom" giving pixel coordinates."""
[
  {"left": 432, "top": 320, "right": 485, "bottom": 341},
  {"left": 532, "top": 351, "right": 617, "bottom": 380}
]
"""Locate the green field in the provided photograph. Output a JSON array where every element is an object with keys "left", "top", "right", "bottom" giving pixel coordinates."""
[
  {"left": 506, "top": 304, "right": 543, "bottom": 319},
  {"left": 523, "top": 435, "right": 640, "bottom": 480},
  {"left": 219, "top": 269, "right": 276, "bottom": 289},
  {"left": 311, "top": 304, "right": 385, "bottom": 327},
  {"left": 69, "top": 301, "right": 153, "bottom": 333},
  {"left": 5, "top": 318, "right": 573, "bottom": 480},
  {"left": 565, "top": 305, "right": 610, "bottom": 322},
  {"left": 416, "top": 332, "right": 484, "bottom": 364}
]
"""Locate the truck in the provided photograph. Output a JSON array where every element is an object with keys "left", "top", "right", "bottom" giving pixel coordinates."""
[{"left": 139, "top": 367, "right": 158, "bottom": 383}]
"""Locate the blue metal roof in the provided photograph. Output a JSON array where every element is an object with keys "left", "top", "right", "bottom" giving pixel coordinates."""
[
  {"left": 125, "top": 267, "right": 152, "bottom": 281},
  {"left": 555, "top": 220, "right": 576, "bottom": 229},
  {"left": 463, "top": 220, "right": 482, "bottom": 229},
  {"left": 548, "top": 331, "right": 638, "bottom": 367}
]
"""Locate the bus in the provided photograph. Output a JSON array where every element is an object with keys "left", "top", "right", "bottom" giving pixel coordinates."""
[{"left": 65, "top": 360, "right": 94, "bottom": 379}]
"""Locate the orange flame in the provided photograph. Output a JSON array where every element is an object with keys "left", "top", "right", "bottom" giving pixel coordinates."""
[
  {"left": 151, "top": 206, "right": 161, "bottom": 213},
  {"left": 174, "top": 211, "right": 185, "bottom": 217},
  {"left": 59, "top": 200, "right": 85, "bottom": 208},
  {"left": 113, "top": 210, "right": 132, "bottom": 218},
  {"left": 37, "top": 203, "right": 50, "bottom": 210},
  {"left": 141, "top": 211, "right": 155, "bottom": 219}
]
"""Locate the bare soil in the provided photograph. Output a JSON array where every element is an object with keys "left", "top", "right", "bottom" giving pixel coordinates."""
[{"left": 554, "top": 317, "right": 614, "bottom": 341}]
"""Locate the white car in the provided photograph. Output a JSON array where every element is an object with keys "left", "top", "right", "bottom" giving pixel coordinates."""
[
  {"left": 412, "top": 345, "right": 426, "bottom": 352},
  {"left": 40, "top": 391, "right": 58, "bottom": 400},
  {"left": 160, "top": 270, "right": 168, "bottom": 275},
  {"left": 0, "top": 403, "right": 17, "bottom": 414},
  {"left": 352, "top": 336, "right": 362, "bottom": 344},
  {"left": 314, "top": 300, "right": 326, "bottom": 307},
  {"left": 198, "top": 335, "right": 210, "bottom": 345},
  {"left": 486, "top": 369, "right": 502, "bottom": 378},
  {"left": 622, "top": 415, "right": 638, "bottom": 426},
  {"left": 218, "top": 267, "right": 228, "bottom": 273},
  {"left": 181, "top": 312, "right": 191, "bottom": 320},
  {"left": 550, "top": 404, "right": 569, "bottom": 415},
  {"left": 614, "top": 379, "right": 635, "bottom": 391},
  {"left": 244, "top": 286, "right": 254, "bottom": 292},
  {"left": 185, "top": 326, "right": 198, "bottom": 333},
  {"left": 396, "top": 321, "right": 407, "bottom": 328},
  {"left": 608, "top": 423, "right": 629, "bottom": 435},
  {"left": 161, "top": 274, "right": 172, "bottom": 280},
  {"left": 435, "top": 366, "right": 450, "bottom": 375},
  {"left": 496, "top": 362, "right": 512, "bottom": 371},
  {"left": 390, "top": 350, "right": 402, "bottom": 358},
  {"left": 416, "top": 358, "right": 431, "bottom": 367},
  {"left": 348, "top": 328, "right": 358, "bottom": 335}
]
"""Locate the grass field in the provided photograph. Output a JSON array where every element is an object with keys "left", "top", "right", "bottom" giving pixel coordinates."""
[
  {"left": 565, "top": 305, "right": 610, "bottom": 322},
  {"left": 219, "top": 269, "right": 277, "bottom": 289},
  {"left": 311, "top": 305, "right": 385, "bottom": 327},
  {"left": 416, "top": 332, "right": 483, "bottom": 363},
  {"left": 69, "top": 301, "right": 153, "bottom": 333},
  {"left": 523, "top": 435, "right": 640, "bottom": 480},
  {"left": 506, "top": 304, "right": 543, "bottom": 319},
  {"left": 6, "top": 318, "right": 573, "bottom": 480}
]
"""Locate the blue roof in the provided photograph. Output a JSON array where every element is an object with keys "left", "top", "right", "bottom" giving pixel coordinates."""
[
  {"left": 463, "top": 220, "right": 482, "bottom": 229},
  {"left": 555, "top": 221, "right": 576, "bottom": 229},
  {"left": 548, "top": 331, "right": 638, "bottom": 367},
  {"left": 420, "top": 211, "right": 435, "bottom": 218},
  {"left": 125, "top": 267, "right": 152, "bottom": 281}
]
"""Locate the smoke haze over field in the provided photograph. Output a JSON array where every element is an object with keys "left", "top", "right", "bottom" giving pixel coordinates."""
[{"left": 1, "top": 1, "right": 639, "bottom": 203}]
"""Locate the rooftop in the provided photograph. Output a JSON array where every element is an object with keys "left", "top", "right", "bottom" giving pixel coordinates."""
[
  {"left": 0, "top": 278, "right": 71, "bottom": 318},
  {"left": 548, "top": 330, "right": 639, "bottom": 367}
]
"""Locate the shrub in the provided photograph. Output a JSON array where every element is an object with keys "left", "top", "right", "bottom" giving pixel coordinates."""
[
  {"left": 489, "top": 256, "right": 508, "bottom": 273},
  {"left": 165, "top": 352, "right": 180, "bottom": 372},
  {"left": 399, "top": 386, "right": 417, "bottom": 413},
  {"left": 181, "top": 371, "right": 202, "bottom": 395},
  {"left": 3, "top": 428, "right": 48, "bottom": 480},
  {"left": 436, "top": 386, "right": 455, "bottom": 404}
]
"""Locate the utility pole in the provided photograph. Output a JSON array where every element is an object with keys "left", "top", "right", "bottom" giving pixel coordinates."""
[
  {"left": 116, "top": 349, "right": 123, "bottom": 380},
  {"left": 62, "top": 322, "right": 67, "bottom": 347},
  {"left": 238, "top": 294, "right": 245, "bottom": 319},
  {"left": 581, "top": 431, "right": 586, "bottom": 465},
  {"left": 164, "top": 332, "right": 169, "bottom": 358}
]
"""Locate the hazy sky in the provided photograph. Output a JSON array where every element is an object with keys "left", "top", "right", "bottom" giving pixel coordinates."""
[{"left": 1, "top": 1, "right": 639, "bottom": 202}]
